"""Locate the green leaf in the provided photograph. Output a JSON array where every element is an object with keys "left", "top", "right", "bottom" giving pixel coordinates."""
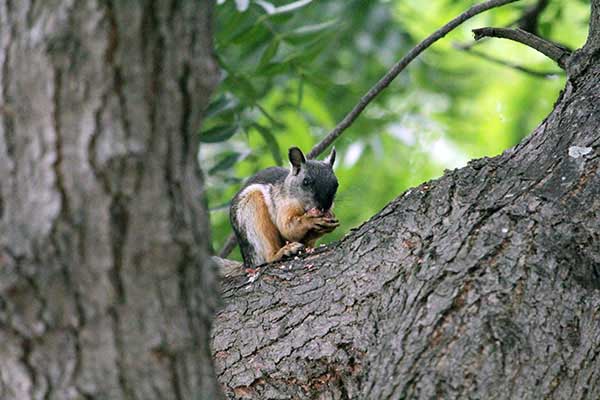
[
  {"left": 200, "top": 125, "right": 238, "bottom": 143},
  {"left": 258, "top": 39, "right": 280, "bottom": 68},
  {"left": 272, "top": 0, "right": 313, "bottom": 15},
  {"left": 291, "top": 33, "right": 333, "bottom": 62},
  {"left": 255, "top": 62, "right": 289, "bottom": 76},
  {"left": 253, "top": 124, "right": 283, "bottom": 166},
  {"left": 256, "top": 104, "right": 285, "bottom": 128},
  {"left": 228, "top": 22, "right": 264, "bottom": 45},
  {"left": 274, "top": 35, "right": 330, "bottom": 66},
  {"left": 204, "top": 95, "right": 238, "bottom": 118},
  {"left": 254, "top": 0, "right": 276, "bottom": 14},
  {"left": 218, "top": 11, "right": 255, "bottom": 44},
  {"left": 226, "top": 74, "right": 257, "bottom": 100},
  {"left": 264, "top": 12, "right": 295, "bottom": 25},
  {"left": 283, "top": 19, "right": 338, "bottom": 43},
  {"left": 209, "top": 152, "right": 241, "bottom": 175}
]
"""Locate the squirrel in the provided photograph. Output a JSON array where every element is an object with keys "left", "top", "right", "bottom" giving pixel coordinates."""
[{"left": 229, "top": 146, "right": 339, "bottom": 268}]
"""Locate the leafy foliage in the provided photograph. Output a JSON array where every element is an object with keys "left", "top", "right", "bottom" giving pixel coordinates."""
[{"left": 202, "top": 0, "right": 589, "bottom": 258}]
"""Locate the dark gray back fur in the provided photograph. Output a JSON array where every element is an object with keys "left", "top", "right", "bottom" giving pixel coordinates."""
[{"left": 242, "top": 167, "right": 288, "bottom": 188}]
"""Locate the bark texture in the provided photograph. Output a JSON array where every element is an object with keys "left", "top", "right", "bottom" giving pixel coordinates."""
[
  {"left": 0, "top": 1, "right": 220, "bottom": 399},
  {"left": 213, "top": 3, "right": 600, "bottom": 399}
]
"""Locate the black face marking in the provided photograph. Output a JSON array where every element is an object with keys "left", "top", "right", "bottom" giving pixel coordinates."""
[{"left": 304, "top": 161, "right": 338, "bottom": 211}]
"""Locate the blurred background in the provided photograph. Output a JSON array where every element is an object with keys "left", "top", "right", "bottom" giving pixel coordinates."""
[{"left": 201, "top": 0, "right": 589, "bottom": 261}]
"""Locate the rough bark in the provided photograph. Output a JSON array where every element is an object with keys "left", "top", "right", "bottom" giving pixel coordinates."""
[
  {"left": 213, "top": 2, "right": 600, "bottom": 399},
  {"left": 0, "top": 1, "right": 220, "bottom": 399}
]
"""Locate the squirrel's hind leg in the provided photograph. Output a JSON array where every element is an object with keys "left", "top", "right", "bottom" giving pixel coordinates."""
[{"left": 233, "top": 186, "right": 293, "bottom": 266}]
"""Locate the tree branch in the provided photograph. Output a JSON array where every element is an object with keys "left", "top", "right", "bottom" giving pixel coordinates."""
[
  {"left": 472, "top": 27, "right": 571, "bottom": 69},
  {"left": 585, "top": 0, "right": 600, "bottom": 52},
  {"left": 453, "top": 43, "right": 563, "bottom": 79},
  {"left": 307, "top": 0, "right": 522, "bottom": 159}
]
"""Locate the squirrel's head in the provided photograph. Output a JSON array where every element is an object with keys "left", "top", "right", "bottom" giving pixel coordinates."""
[{"left": 285, "top": 146, "right": 338, "bottom": 212}]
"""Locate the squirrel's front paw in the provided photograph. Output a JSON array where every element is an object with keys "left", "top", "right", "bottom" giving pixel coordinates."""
[
  {"left": 307, "top": 215, "right": 339, "bottom": 233},
  {"left": 280, "top": 241, "right": 305, "bottom": 257}
]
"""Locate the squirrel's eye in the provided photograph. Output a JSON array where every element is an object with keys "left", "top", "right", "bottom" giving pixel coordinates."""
[{"left": 302, "top": 178, "right": 311, "bottom": 186}]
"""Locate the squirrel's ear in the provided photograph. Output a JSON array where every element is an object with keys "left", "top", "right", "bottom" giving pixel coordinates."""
[
  {"left": 288, "top": 147, "right": 306, "bottom": 175},
  {"left": 324, "top": 147, "right": 336, "bottom": 168}
]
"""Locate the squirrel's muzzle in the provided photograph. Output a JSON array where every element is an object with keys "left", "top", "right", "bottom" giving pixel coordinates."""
[{"left": 314, "top": 179, "right": 338, "bottom": 212}]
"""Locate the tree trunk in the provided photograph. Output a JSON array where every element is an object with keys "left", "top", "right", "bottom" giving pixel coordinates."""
[
  {"left": 213, "top": 2, "right": 600, "bottom": 399},
  {"left": 0, "top": 1, "right": 220, "bottom": 399}
]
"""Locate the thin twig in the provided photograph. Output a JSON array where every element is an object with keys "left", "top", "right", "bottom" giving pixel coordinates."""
[
  {"left": 472, "top": 27, "right": 571, "bottom": 69},
  {"left": 307, "top": 0, "right": 522, "bottom": 159},
  {"left": 219, "top": 0, "right": 522, "bottom": 258},
  {"left": 453, "top": 43, "right": 563, "bottom": 79}
]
